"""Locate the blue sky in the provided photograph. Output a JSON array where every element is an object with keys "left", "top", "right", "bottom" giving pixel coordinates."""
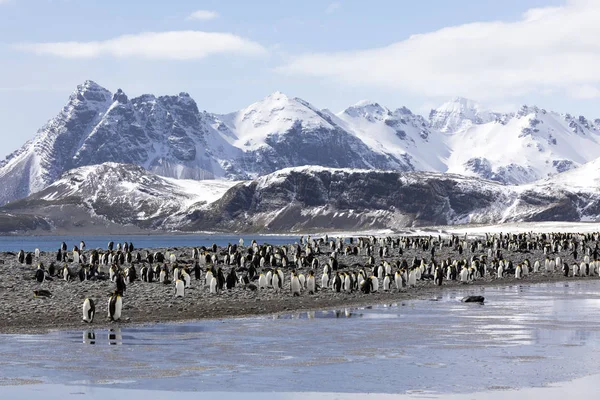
[{"left": 1, "top": 0, "right": 597, "bottom": 158}]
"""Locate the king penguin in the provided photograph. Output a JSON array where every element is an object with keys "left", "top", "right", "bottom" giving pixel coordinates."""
[
  {"left": 108, "top": 292, "right": 122, "bottom": 321},
  {"left": 82, "top": 298, "right": 95, "bottom": 323},
  {"left": 175, "top": 279, "right": 185, "bottom": 297}
]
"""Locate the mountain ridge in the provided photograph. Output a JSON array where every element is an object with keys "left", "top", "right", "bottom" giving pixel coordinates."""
[{"left": 2, "top": 80, "right": 600, "bottom": 207}]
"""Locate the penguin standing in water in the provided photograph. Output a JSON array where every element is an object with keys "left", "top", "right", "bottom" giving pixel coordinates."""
[
  {"left": 175, "top": 279, "right": 185, "bottom": 298},
  {"left": 108, "top": 292, "right": 122, "bottom": 321},
  {"left": 82, "top": 298, "right": 95, "bottom": 323}
]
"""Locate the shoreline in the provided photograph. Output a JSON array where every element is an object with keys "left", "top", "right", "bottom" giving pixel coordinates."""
[{"left": 1, "top": 272, "right": 595, "bottom": 335}]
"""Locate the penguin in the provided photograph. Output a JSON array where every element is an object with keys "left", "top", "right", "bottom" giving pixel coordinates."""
[
  {"left": 383, "top": 274, "right": 392, "bottom": 291},
  {"left": 307, "top": 271, "right": 316, "bottom": 294},
  {"left": 17, "top": 249, "right": 25, "bottom": 264},
  {"left": 266, "top": 270, "right": 273, "bottom": 287},
  {"left": 181, "top": 269, "right": 191, "bottom": 288},
  {"left": 209, "top": 276, "right": 218, "bottom": 294},
  {"left": 408, "top": 268, "right": 417, "bottom": 287},
  {"left": 63, "top": 266, "right": 71, "bottom": 282},
  {"left": 333, "top": 273, "right": 342, "bottom": 292},
  {"left": 108, "top": 293, "right": 122, "bottom": 321},
  {"left": 175, "top": 279, "right": 185, "bottom": 297},
  {"left": 371, "top": 275, "right": 379, "bottom": 292},
  {"left": 394, "top": 271, "right": 404, "bottom": 290},
  {"left": 34, "top": 248, "right": 40, "bottom": 259},
  {"left": 344, "top": 273, "right": 352, "bottom": 293},
  {"left": 272, "top": 271, "right": 281, "bottom": 293},
  {"left": 141, "top": 266, "right": 148, "bottom": 282},
  {"left": 115, "top": 273, "right": 126, "bottom": 296},
  {"left": 258, "top": 273, "right": 268, "bottom": 289},
  {"left": 434, "top": 266, "right": 443, "bottom": 286},
  {"left": 35, "top": 265, "right": 45, "bottom": 283},
  {"left": 298, "top": 273, "right": 306, "bottom": 289},
  {"left": 360, "top": 277, "right": 373, "bottom": 294},
  {"left": 321, "top": 270, "right": 329, "bottom": 291},
  {"left": 515, "top": 264, "right": 523, "bottom": 279},
  {"left": 226, "top": 269, "right": 237, "bottom": 290},
  {"left": 193, "top": 262, "right": 202, "bottom": 281},
  {"left": 291, "top": 272, "right": 301, "bottom": 296},
  {"left": 277, "top": 268, "right": 284, "bottom": 287},
  {"left": 82, "top": 298, "right": 95, "bottom": 323}
]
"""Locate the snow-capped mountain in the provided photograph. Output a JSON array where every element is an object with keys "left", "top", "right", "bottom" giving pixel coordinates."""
[
  {"left": 3, "top": 162, "right": 600, "bottom": 233},
  {"left": 429, "top": 97, "right": 499, "bottom": 133},
  {"left": 333, "top": 101, "right": 449, "bottom": 172},
  {"left": 446, "top": 105, "right": 600, "bottom": 184},
  {"left": 0, "top": 81, "right": 242, "bottom": 206},
  {"left": 1, "top": 162, "right": 237, "bottom": 231},
  {"left": 214, "top": 92, "right": 403, "bottom": 176},
  {"left": 2, "top": 80, "right": 600, "bottom": 208}
]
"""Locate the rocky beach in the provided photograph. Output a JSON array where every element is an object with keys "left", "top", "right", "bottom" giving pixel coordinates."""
[{"left": 0, "top": 234, "right": 598, "bottom": 334}]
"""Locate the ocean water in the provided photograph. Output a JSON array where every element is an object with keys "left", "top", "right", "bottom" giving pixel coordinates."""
[
  {"left": 0, "top": 234, "right": 301, "bottom": 252},
  {"left": 2, "top": 281, "right": 600, "bottom": 398}
]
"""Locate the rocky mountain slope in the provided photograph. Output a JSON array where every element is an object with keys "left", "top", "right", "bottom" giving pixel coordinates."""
[
  {"left": 2, "top": 80, "right": 600, "bottom": 209},
  {"left": 2, "top": 162, "right": 598, "bottom": 234}
]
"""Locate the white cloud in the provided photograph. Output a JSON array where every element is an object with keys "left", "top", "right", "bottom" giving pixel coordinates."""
[
  {"left": 15, "top": 31, "right": 267, "bottom": 60},
  {"left": 325, "top": 2, "right": 341, "bottom": 14},
  {"left": 278, "top": 0, "right": 600, "bottom": 102},
  {"left": 186, "top": 10, "right": 219, "bottom": 21}
]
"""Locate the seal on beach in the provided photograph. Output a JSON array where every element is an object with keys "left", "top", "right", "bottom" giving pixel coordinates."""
[
  {"left": 33, "top": 289, "right": 52, "bottom": 298},
  {"left": 461, "top": 296, "right": 485, "bottom": 303},
  {"left": 108, "top": 292, "right": 123, "bottom": 321},
  {"left": 82, "top": 298, "right": 95, "bottom": 323}
]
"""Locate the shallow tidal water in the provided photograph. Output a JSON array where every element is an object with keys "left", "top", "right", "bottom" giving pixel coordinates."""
[{"left": 2, "top": 281, "right": 600, "bottom": 398}]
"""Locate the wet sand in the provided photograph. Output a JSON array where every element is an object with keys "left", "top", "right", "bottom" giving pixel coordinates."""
[{"left": 0, "top": 242, "right": 596, "bottom": 334}]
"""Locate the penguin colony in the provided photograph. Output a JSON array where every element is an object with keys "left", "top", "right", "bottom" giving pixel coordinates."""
[{"left": 9, "top": 232, "right": 600, "bottom": 328}]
